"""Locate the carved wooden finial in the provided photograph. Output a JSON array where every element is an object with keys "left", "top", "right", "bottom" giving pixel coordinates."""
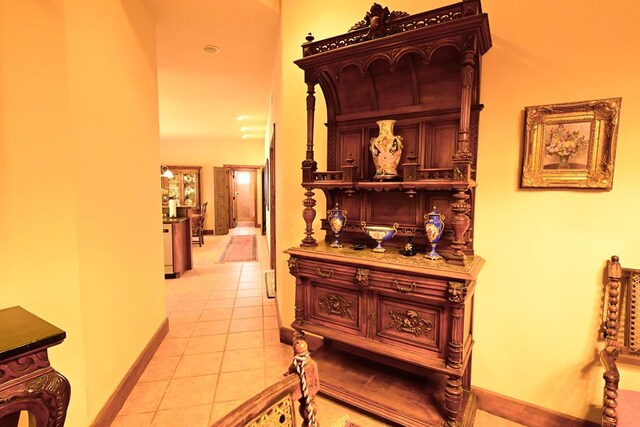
[{"left": 305, "top": 32, "right": 315, "bottom": 43}]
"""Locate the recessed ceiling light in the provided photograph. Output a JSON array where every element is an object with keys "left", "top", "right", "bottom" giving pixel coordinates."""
[{"left": 202, "top": 45, "right": 220, "bottom": 54}]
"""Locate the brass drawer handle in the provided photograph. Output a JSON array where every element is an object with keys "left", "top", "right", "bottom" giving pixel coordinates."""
[
  {"left": 393, "top": 280, "right": 416, "bottom": 293},
  {"left": 316, "top": 268, "right": 334, "bottom": 278}
]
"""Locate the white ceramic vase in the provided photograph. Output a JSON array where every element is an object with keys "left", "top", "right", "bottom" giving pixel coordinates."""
[{"left": 370, "top": 119, "right": 403, "bottom": 180}]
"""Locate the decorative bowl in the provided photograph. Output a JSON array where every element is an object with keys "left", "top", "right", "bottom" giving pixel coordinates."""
[{"left": 361, "top": 221, "right": 399, "bottom": 253}]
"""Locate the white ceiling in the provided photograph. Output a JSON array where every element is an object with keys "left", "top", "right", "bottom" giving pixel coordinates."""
[{"left": 147, "top": 0, "right": 280, "bottom": 142}]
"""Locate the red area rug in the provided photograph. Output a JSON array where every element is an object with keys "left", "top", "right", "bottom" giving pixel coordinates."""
[{"left": 220, "top": 235, "right": 257, "bottom": 262}]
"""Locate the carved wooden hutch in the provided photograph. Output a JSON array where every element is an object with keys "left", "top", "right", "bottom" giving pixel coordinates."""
[{"left": 285, "top": 1, "right": 491, "bottom": 426}]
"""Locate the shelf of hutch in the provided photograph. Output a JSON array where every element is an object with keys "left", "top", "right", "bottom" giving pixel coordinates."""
[{"left": 286, "top": 1, "right": 491, "bottom": 426}]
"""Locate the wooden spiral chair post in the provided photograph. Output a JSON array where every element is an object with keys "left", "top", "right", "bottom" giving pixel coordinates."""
[{"left": 601, "top": 255, "right": 622, "bottom": 427}]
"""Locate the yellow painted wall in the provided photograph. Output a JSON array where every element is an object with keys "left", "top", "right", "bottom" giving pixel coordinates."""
[
  {"left": 160, "top": 139, "right": 265, "bottom": 231},
  {"left": 0, "top": 1, "right": 166, "bottom": 424},
  {"left": 278, "top": 0, "right": 640, "bottom": 422}
]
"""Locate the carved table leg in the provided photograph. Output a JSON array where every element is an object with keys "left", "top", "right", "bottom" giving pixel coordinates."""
[
  {"left": 0, "top": 351, "right": 70, "bottom": 427},
  {"left": 444, "top": 375, "right": 463, "bottom": 427}
]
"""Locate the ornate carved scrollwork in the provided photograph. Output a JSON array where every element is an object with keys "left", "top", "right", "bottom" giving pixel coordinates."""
[
  {"left": 0, "top": 351, "right": 50, "bottom": 385},
  {"left": 386, "top": 309, "right": 433, "bottom": 337},
  {"left": 318, "top": 294, "right": 355, "bottom": 320},
  {"left": 287, "top": 257, "right": 299, "bottom": 275},
  {"left": 447, "top": 281, "right": 468, "bottom": 303},
  {"left": 355, "top": 268, "right": 369, "bottom": 287}
]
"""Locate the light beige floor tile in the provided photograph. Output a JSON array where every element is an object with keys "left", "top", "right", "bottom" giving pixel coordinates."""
[
  {"left": 178, "top": 291, "right": 212, "bottom": 302},
  {"left": 238, "top": 280, "right": 262, "bottom": 290},
  {"left": 172, "top": 300, "right": 206, "bottom": 312},
  {"left": 155, "top": 337, "right": 189, "bottom": 357},
  {"left": 167, "top": 321, "right": 196, "bottom": 338},
  {"left": 139, "top": 356, "right": 180, "bottom": 382},
  {"left": 152, "top": 404, "right": 212, "bottom": 427},
  {"left": 184, "top": 334, "right": 227, "bottom": 355},
  {"left": 192, "top": 320, "right": 230, "bottom": 336},
  {"left": 231, "top": 306, "right": 263, "bottom": 319},
  {"left": 225, "top": 330, "right": 264, "bottom": 350},
  {"left": 263, "top": 316, "right": 279, "bottom": 330},
  {"left": 208, "top": 290, "right": 236, "bottom": 300},
  {"left": 234, "top": 296, "right": 262, "bottom": 307},
  {"left": 263, "top": 328, "right": 281, "bottom": 346},
  {"left": 221, "top": 347, "right": 264, "bottom": 372},
  {"left": 262, "top": 305, "right": 277, "bottom": 317},
  {"left": 199, "top": 308, "right": 232, "bottom": 321},
  {"left": 206, "top": 298, "right": 235, "bottom": 309},
  {"left": 236, "top": 288, "right": 262, "bottom": 298},
  {"left": 159, "top": 375, "right": 218, "bottom": 410},
  {"left": 168, "top": 310, "right": 201, "bottom": 323},
  {"left": 228, "top": 317, "right": 263, "bottom": 333},
  {"left": 173, "top": 352, "right": 223, "bottom": 378},
  {"left": 118, "top": 380, "right": 169, "bottom": 415},
  {"left": 111, "top": 412, "right": 154, "bottom": 426}
]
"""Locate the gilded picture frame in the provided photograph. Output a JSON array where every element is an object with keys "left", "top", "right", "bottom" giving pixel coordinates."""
[{"left": 520, "top": 98, "right": 621, "bottom": 189}]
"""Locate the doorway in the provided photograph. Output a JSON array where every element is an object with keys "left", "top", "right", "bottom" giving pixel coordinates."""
[{"left": 225, "top": 165, "right": 261, "bottom": 229}]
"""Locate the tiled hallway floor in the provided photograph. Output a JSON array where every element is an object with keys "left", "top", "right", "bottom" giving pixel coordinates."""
[{"left": 112, "top": 227, "right": 523, "bottom": 426}]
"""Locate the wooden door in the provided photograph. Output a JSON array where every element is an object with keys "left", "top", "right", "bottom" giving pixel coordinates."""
[{"left": 214, "top": 167, "right": 230, "bottom": 235}]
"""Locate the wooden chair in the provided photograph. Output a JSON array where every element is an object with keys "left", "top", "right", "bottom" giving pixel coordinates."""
[
  {"left": 191, "top": 202, "right": 207, "bottom": 246},
  {"left": 212, "top": 335, "right": 320, "bottom": 427},
  {"left": 600, "top": 255, "right": 640, "bottom": 427}
]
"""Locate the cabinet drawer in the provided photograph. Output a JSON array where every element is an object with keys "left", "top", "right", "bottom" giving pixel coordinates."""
[
  {"left": 297, "top": 258, "right": 357, "bottom": 287},
  {"left": 367, "top": 269, "right": 448, "bottom": 301},
  {"left": 374, "top": 294, "right": 445, "bottom": 358},
  {"left": 308, "top": 281, "right": 363, "bottom": 335}
]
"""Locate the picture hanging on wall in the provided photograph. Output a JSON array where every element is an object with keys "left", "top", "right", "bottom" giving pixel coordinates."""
[{"left": 520, "top": 97, "right": 621, "bottom": 190}]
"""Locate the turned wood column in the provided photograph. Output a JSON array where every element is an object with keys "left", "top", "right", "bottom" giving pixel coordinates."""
[
  {"left": 288, "top": 257, "right": 306, "bottom": 325},
  {"left": 444, "top": 281, "right": 469, "bottom": 426},
  {"left": 455, "top": 47, "right": 475, "bottom": 161},
  {"left": 0, "top": 307, "right": 71, "bottom": 427},
  {"left": 301, "top": 82, "right": 318, "bottom": 184},
  {"left": 449, "top": 188, "right": 471, "bottom": 265}
]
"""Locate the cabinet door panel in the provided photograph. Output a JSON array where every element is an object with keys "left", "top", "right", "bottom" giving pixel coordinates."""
[
  {"left": 375, "top": 295, "right": 445, "bottom": 358},
  {"left": 309, "top": 282, "right": 363, "bottom": 335}
]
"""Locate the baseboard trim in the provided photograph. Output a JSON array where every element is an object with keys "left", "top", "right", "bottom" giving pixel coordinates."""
[
  {"left": 474, "top": 387, "right": 598, "bottom": 427},
  {"left": 204, "top": 229, "right": 214, "bottom": 235},
  {"left": 90, "top": 317, "right": 169, "bottom": 427},
  {"left": 279, "top": 326, "right": 324, "bottom": 352}
]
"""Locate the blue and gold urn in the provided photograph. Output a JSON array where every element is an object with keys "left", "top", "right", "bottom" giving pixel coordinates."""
[
  {"left": 327, "top": 203, "right": 347, "bottom": 248},
  {"left": 424, "top": 207, "right": 445, "bottom": 260}
]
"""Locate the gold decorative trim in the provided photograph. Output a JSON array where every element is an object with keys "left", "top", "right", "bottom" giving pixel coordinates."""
[{"left": 245, "top": 395, "right": 294, "bottom": 427}]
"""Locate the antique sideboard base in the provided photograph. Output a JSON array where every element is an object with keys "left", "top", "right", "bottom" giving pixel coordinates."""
[{"left": 314, "top": 342, "right": 477, "bottom": 427}]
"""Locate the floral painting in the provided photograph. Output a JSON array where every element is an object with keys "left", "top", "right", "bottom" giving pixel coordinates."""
[
  {"left": 542, "top": 122, "right": 591, "bottom": 170},
  {"left": 521, "top": 98, "right": 621, "bottom": 189}
]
